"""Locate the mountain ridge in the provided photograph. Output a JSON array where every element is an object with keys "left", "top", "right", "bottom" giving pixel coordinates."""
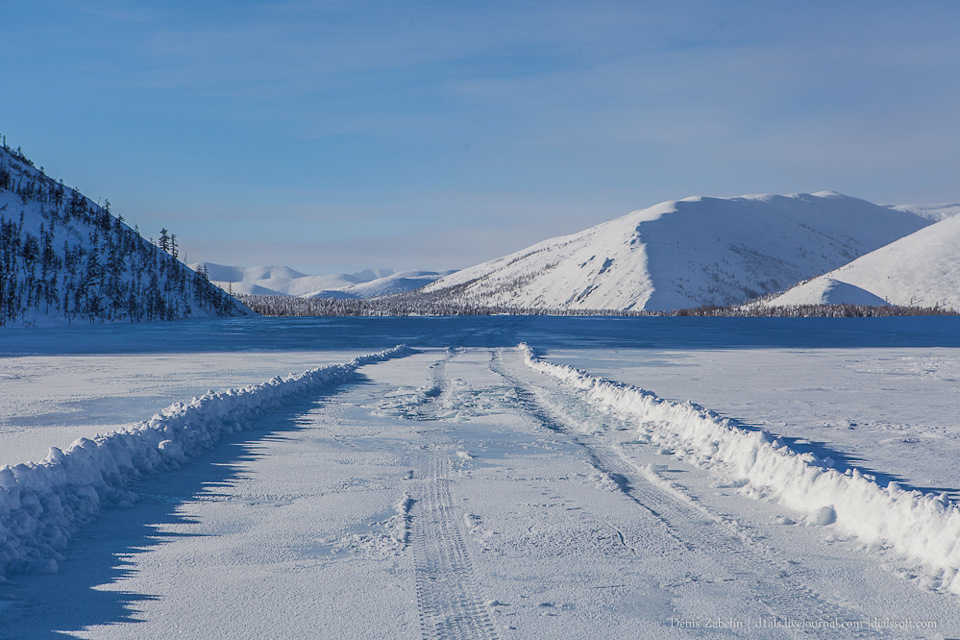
[
  {"left": 420, "top": 191, "right": 933, "bottom": 312},
  {"left": 191, "top": 262, "right": 455, "bottom": 299}
]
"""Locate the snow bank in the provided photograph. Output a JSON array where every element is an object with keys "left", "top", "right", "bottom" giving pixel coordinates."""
[
  {"left": 0, "top": 345, "right": 410, "bottom": 577},
  {"left": 520, "top": 344, "right": 960, "bottom": 594}
]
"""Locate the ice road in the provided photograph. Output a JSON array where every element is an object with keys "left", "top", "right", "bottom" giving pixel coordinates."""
[{"left": 1, "top": 317, "right": 959, "bottom": 639}]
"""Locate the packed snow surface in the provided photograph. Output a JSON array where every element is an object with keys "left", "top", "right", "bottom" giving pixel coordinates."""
[
  {"left": 422, "top": 192, "right": 931, "bottom": 311},
  {"left": 765, "top": 214, "right": 960, "bottom": 311},
  {"left": 2, "top": 316, "right": 959, "bottom": 638},
  {"left": 521, "top": 344, "right": 960, "bottom": 595},
  {"left": 192, "top": 263, "right": 455, "bottom": 299},
  {"left": 0, "top": 345, "right": 409, "bottom": 577}
]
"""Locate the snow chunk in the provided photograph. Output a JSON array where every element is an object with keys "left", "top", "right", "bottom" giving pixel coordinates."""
[{"left": 805, "top": 505, "right": 838, "bottom": 526}]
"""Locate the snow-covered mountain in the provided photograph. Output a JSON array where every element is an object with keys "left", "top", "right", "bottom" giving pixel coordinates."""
[
  {"left": 420, "top": 192, "right": 933, "bottom": 312},
  {"left": 0, "top": 145, "right": 249, "bottom": 326},
  {"left": 193, "top": 262, "right": 455, "bottom": 299},
  {"left": 764, "top": 213, "right": 960, "bottom": 311},
  {"left": 890, "top": 202, "right": 960, "bottom": 222}
]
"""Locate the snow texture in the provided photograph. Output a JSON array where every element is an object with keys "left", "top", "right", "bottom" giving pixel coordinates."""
[
  {"left": 765, "top": 213, "right": 960, "bottom": 311},
  {"left": 520, "top": 343, "right": 960, "bottom": 595},
  {"left": 422, "top": 192, "right": 931, "bottom": 312},
  {"left": 0, "top": 345, "right": 409, "bottom": 578}
]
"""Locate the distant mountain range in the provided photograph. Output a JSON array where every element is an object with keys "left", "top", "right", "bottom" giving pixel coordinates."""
[
  {"left": 419, "top": 192, "right": 938, "bottom": 312},
  {"left": 191, "top": 263, "right": 456, "bottom": 299},
  {"left": 6, "top": 136, "right": 958, "bottom": 323}
]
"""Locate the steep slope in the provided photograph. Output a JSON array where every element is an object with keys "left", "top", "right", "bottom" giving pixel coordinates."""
[
  {"left": 194, "top": 262, "right": 454, "bottom": 299},
  {"left": 764, "top": 213, "right": 960, "bottom": 311},
  {"left": 0, "top": 145, "right": 249, "bottom": 326},
  {"left": 421, "top": 192, "right": 932, "bottom": 312}
]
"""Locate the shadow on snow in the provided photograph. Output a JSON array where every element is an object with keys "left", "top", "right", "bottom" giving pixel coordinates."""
[{"left": 0, "top": 380, "right": 366, "bottom": 639}]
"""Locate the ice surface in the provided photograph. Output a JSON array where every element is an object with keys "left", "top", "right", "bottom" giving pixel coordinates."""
[{"left": 1, "top": 316, "right": 959, "bottom": 638}]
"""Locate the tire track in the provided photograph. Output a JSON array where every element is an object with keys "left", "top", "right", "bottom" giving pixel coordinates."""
[
  {"left": 411, "top": 455, "right": 499, "bottom": 640},
  {"left": 490, "top": 350, "right": 897, "bottom": 640}
]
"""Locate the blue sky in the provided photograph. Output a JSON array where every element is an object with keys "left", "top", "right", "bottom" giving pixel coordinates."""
[{"left": 2, "top": 1, "right": 959, "bottom": 274}]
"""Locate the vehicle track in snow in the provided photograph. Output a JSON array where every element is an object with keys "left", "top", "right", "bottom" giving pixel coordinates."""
[
  {"left": 392, "top": 350, "right": 498, "bottom": 640},
  {"left": 411, "top": 455, "right": 499, "bottom": 640},
  {"left": 489, "top": 350, "right": 896, "bottom": 640}
]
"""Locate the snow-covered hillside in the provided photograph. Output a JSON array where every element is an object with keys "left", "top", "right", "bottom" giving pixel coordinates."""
[
  {"left": 765, "top": 213, "right": 960, "bottom": 311},
  {"left": 193, "top": 262, "right": 455, "bottom": 299},
  {"left": 0, "top": 145, "right": 248, "bottom": 326},
  {"left": 891, "top": 202, "right": 960, "bottom": 222},
  {"left": 421, "top": 192, "right": 932, "bottom": 312}
]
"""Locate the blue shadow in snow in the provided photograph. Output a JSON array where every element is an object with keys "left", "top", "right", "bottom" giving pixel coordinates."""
[{"left": 0, "top": 379, "right": 364, "bottom": 639}]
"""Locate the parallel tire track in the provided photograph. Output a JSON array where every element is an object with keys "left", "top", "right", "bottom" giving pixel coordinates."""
[{"left": 411, "top": 455, "right": 499, "bottom": 640}]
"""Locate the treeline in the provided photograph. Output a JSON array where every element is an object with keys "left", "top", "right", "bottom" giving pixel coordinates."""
[
  {"left": 0, "top": 142, "right": 246, "bottom": 326},
  {"left": 681, "top": 303, "right": 957, "bottom": 318},
  {"left": 237, "top": 293, "right": 629, "bottom": 317},
  {"left": 239, "top": 293, "right": 956, "bottom": 318}
]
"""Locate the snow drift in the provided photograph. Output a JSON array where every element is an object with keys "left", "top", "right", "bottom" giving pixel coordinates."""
[
  {"left": 422, "top": 192, "right": 931, "bottom": 312},
  {"left": 765, "top": 213, "right": 960, "bottom": 311},
  {"left": 0, "top": 345, "right": 410, "bottom": 577},
  {"left": 520, "top": 344, "right": 960, "bottom": 594}
]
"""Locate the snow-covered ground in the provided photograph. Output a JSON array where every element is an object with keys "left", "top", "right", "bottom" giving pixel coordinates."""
[{"left": 1, "top": 316, "right": 959, "bottom": 639}]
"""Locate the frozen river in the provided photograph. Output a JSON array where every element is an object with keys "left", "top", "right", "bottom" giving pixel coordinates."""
[{"left": 1, "top": 316, "right": 959, "bottom": 638}]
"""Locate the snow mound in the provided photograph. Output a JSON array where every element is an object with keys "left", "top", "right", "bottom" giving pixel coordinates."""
[
  {"left": 520, "top": 344, "right": 960, "bottom": 594},
  {"left": 0, "top": 345, "right": 411, "bottom": 577},
  {"left": 422, "top": 192, "right": 930, "bottom": 312},
  {"left": 766, "top": 213, "right": 960, "bottom": 311}
]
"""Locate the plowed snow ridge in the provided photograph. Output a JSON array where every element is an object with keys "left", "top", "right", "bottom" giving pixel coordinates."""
[
  {"left": 0, "top": 345, "right": 410, "bottom": 577},
  {"left": 520, "top": 343, "right": 960, "bottom": 594}
]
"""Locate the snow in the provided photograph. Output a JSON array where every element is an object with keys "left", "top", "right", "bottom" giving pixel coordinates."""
[
  {"left": 0, "top": 344, "right": 409, "bottom": 579},
  {"left": 766, "top": 213, "right": 960, "bottom": 311},
  {"left": 421, "top": 192, "right": 931, "bottom": 312},
  {"left": 890, "top": 203, "right": 960, "bottom": 222},
  {"left": 192, "top": 262, "right": 455, "bottom": 299},
  {"left": 0, "top": 147, "right": 248, "bottom": 326},
  {"left": 767, "top": 277, "right": 891, "bottom": 307},
  {"left": 520, "top": 344, "right": 960, "bottom": 595},
  {"left": 2, "top": 316, "right": 960, "bottom": 638}
]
